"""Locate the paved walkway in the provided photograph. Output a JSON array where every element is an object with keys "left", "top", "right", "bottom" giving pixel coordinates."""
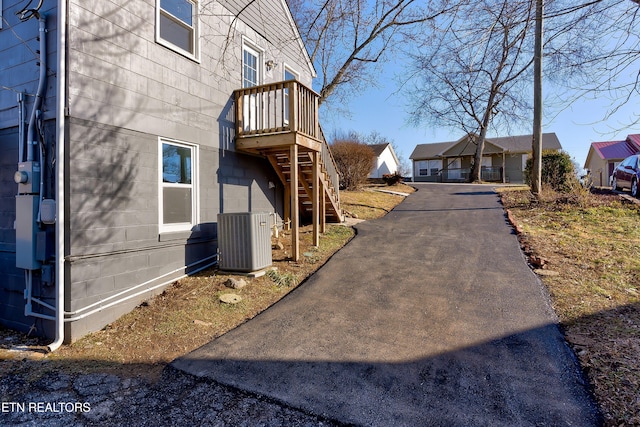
[{"left": 174, "top": 183, "right": 600, "bottom": 426}]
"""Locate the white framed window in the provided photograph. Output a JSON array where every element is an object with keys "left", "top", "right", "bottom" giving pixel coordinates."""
[
  {"left": 417, "top": 160, "right": 442, "bottom": 176},
  {"left": 242, "top": 42, "right": 262, "bottom": 88},
  {"left": 159, "top": 138, "right": 198, "bottom": 232},
  {"left": 156, "top": 0, "right": 199, "bottom": 59},
  {"left": 242, "top": 41, "right": 264, "bottom": 131}
]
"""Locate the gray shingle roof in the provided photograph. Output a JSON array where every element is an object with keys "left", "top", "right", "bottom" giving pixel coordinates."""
[
  {"left": 410, "top": 133, "right": 562, "bottom": 159},
  {"left": 368, "top": 143, "right": 390, "bottom": 157}
]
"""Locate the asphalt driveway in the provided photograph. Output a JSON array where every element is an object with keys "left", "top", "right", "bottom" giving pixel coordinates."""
[{"left": 173, "top": 183, "right": 600, "bottom": 426}]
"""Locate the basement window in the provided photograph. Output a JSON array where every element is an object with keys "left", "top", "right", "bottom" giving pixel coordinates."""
[{"left": 159, "top": 139, "right": 199, "bottom": 232}]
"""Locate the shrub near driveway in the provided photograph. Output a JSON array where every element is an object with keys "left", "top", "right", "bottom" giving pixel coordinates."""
[{"left": 500, "top": 188, "right": 640, "bottom": 426}]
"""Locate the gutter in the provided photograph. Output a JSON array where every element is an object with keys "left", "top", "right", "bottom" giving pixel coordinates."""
[{"left": 49, "top": 0, "right": 67, "bottom": 352}]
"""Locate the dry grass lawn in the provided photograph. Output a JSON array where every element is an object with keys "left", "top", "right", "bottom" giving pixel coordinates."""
[{"left": 500, "top": 187, "right": 640, "bottom": 426}]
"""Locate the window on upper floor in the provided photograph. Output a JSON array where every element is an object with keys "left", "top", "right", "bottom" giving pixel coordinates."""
[
  {"left": 157, "top": 0, "right": 199, "bottom": 59},
  {"left": 243, "top": 43, "right": 261, "bottom": 88},
  {"left": 159, "top": 138, "right": 198, "bottom": 232}
]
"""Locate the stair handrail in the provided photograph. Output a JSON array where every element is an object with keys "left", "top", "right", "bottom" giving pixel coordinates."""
[{"left": 318, "top": 126, "right": 340, "bottom": 208}]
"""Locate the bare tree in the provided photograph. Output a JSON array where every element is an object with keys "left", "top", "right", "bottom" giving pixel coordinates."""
[
  {"left": 288, "top": 0, "right": 457, "bottom": 107},
  {"left": 405, "top": 0, "right": 536, "bottom": 183},
  {"left": 541, "top": 0, "right": 640, "bottom": 127}
]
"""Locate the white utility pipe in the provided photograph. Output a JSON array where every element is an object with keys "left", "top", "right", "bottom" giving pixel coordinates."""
[
  {"left": 49, "top": 0, "right": 67, "bottom": 352},
  {"left": 64, "top": 257, "right": 218, "bottom": 322},
  {"left": 64, "top": 254, "right": 217, "bottom": 316}
]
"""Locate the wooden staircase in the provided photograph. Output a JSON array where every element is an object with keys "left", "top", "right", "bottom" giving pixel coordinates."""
[
  {"left": 234, "top": 80, "right": 343, "bottom": 260},
  {"left": 265, "top": 145, "right": 342, "bottom": 223}
]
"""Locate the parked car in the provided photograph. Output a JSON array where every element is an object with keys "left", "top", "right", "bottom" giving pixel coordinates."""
[{"left": 612, "top": 154, "right": 640, "bottom": 197}]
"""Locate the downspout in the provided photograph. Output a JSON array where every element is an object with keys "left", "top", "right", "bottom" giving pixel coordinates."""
[{"left": 49, "top": 0, "right": 67, "bottom": 352}]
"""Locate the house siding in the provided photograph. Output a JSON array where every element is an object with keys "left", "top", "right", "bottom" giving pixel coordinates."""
[
  {"left": 370, "top": 146, "right": 398, "bottom": 178},
  {"left": 0, "top": 1, "right": 58, "bottom": 130},
  {"left": 504, "top": 154, "right": 525, "bottom": 183},
  {"left": 219, "top": 0, "right": 313, "bottom": 83},
  {"left": 588, "top": 157, "right": 609, "bottom": 187},
  {"left": 0, "top": 0, "right": 59, "bottom": 336},
  {"left": 0, "top": 0, "right": 310, "bottom": 341}
]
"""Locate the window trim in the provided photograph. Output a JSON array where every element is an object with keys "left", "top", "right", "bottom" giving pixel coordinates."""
[
  {"left": 242, "top": 39, "right": 263, "bottom": 88},
  {"left": 417, "top": 159, "right": 442, "bottom": 177},
  {"left": 283, "top": 65, "right": 299, "bottom": 81},
  {"left": 283, "top": 66, "right": 299, "bottom": 125},
  {"left": 158, "top": 138, "right": 199, "bottom": 233},
  {"left": 156, "top": 0, "right": 200, "bottom": 61}
]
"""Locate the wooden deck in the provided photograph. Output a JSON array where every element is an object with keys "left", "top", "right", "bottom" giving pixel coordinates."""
[{"left": 234, "top": 81, "right": 343, "bottom": 261}]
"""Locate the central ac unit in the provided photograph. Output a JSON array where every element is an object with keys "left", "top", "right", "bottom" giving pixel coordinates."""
[{"left": 217, "top": 212, "right": 272, "bottom": 272}]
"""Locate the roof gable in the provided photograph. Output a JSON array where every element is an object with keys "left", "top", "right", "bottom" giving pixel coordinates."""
[
  {"left": 368, "top": 143, "right": 389, "bottom": 157},
  {"left": 442, "top": 136, "right": 504, "bottom": 157},
  {"left": 369, "top": 143, "right": 400, "bottom": 166},
  {"left": 219, "top": 0, "right": 316, "bottom": 77},
  {"left": 626, "top": 134, "right": 640, "bottom": 151},
  {"left": 410, "top": 132, "right": 562, "bottom": 160}
]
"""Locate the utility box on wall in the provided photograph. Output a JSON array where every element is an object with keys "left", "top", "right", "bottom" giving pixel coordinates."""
[
  {"left": 15, "top": 195, "right": 41, "bottom": 270},
  {"left": 217, "top": 212, "right": 272, "bottom": 273}
]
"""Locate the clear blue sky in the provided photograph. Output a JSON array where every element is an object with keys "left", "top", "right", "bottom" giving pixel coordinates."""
[{"left": 321, "top": 66, "right": 640, "bottom": 173}]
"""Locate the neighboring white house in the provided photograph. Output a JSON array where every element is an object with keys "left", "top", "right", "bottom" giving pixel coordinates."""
[{"left": 369, "top": 143, "right": 400, "bottom": 178}]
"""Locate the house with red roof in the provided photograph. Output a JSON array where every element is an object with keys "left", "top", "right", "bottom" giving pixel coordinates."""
[{"left": 584, "top": 135, "right": 640, "bottom": 187}]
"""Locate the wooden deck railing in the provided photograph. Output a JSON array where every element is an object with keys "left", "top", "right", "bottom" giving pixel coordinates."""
[
  {"left": 234, "top": 80, "right": 319, "bottom": 140},
  {"left": 234, "top": 80, "right": 341, "bottom": 220},
  {"left": 319, "top": 128, "right": 341, "bottom": 206}
]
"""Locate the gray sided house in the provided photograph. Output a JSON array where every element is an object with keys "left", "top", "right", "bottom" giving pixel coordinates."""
[
  {"left": 0, "top": 0, "right": 341, "bottom": 345},
  {"left": 410, "top": 133, "right": 562, "bottom": 184}
]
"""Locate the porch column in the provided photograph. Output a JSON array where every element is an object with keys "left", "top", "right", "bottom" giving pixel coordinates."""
[
  {"left": 312, "top": 151, "right": 320, "bottom": 247},
  {"left": 502, "top": 152, "right": 506, "bottom": 183},
  {"left": 290, "top": 144, "right": 299, "bottom": 261}
]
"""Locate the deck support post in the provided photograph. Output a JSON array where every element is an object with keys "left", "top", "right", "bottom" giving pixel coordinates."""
[
  {"left": 290, "top": 144, "right": 299, "bottom": 261},
  {"left": 320, "top": 178, "right": 326, "bottom": 234},
  {"left": 312, "top": 151, "right": 320, "bottom": 247}
]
